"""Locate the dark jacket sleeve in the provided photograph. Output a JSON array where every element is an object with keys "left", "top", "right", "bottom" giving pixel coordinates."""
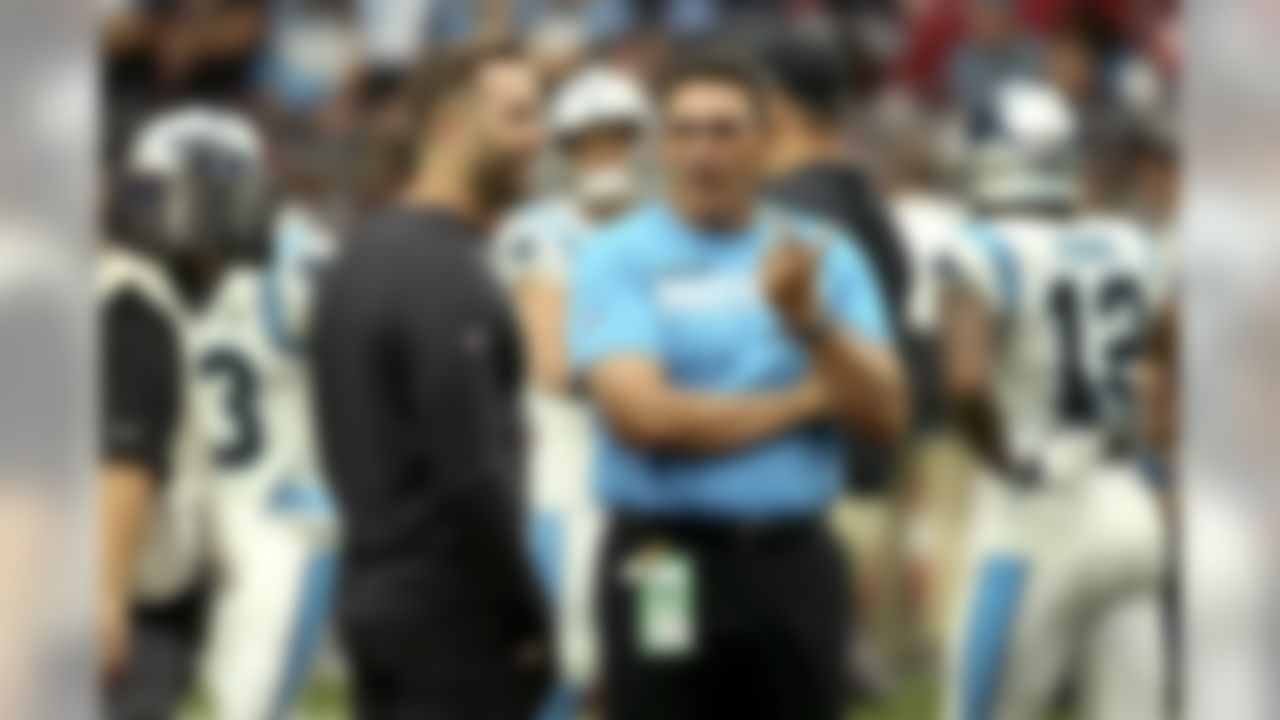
[
  {"left": 100, "top": 291, "right": 179, "bottom": 481},
  {"left": 852, "top": 185, "right": 911, "bottom": 338},
  {"left": 771, "top": 169, "right": 912, "bottom": 341},
  {"left": 397, "top": 261, "right": 549, "bottom": 642}
]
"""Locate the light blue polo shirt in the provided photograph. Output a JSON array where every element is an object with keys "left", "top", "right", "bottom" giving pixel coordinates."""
[{"left": 569, "top": 201, "right": 892, "bottom": 519}]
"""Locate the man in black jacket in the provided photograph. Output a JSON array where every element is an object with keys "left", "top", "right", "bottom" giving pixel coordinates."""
[
  {"left": 761, "top": 33, "right": 913, "bottom": 701},
  {"left": 763, "top": 33, "right": 911, "bottom": 494},
  {"left": 312, "top": 43, "right": 550, "bottom": 719}
]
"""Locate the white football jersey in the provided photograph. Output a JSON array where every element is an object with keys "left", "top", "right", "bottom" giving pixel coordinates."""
[
  {"left": 942, "top": 214, "right": 1165, "bottom": 475},
  {"left": 493, "top": 197, "right": 592, "bottom": 287},
  {"left": 493, "top": 196, "right": 601, "bottom": 684},
  {"left": 492, "top": 197, "right": 595, "bottom": 512},
  {"left": 893, "top": 191, "right": 966, "bottom": 335},
  {"left": 188, "top": 206, "right": 332, "bottom": 512}
]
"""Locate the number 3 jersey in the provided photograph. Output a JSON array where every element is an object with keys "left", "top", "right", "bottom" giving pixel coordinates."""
[
  {"left": 189, "top": 206, "right": 340, "bottom": 720},
  {"left": 188, "top": 206, "right": 333, "bottom": 516},
  {"left": 940, "top": 215, "right": 1169, "bottom": 479}
]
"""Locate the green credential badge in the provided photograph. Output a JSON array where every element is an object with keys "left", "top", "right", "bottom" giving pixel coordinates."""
[{"left": 634, "top": 547, "right": 697, "bottom": 661}]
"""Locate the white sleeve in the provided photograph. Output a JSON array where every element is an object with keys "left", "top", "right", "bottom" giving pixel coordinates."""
[
  {"left": 936, "top": 223, "right": 1014, "bottom": 315},
  {"left": 492, "top": 209, "right": 572, "bottom": 287},
  {"left": 1110, "top": 221, "right": 1173, "bottom": 317},
  {"left": 264, "top": 212, "right": 334, "bottom": 351}
]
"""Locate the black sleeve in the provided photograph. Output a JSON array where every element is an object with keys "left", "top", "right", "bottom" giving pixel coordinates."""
[
  {"left": 771, "top": 172, "right": 912, "bottom": 340},
  {"left": 399, "top": 256, "right": 548, "bottom": 640},
  {"left": 100, "top": 291, "right": 179, "bottom": 481},
  {"left": 851, "top": 185, "right": 911, "bottom": 337}
]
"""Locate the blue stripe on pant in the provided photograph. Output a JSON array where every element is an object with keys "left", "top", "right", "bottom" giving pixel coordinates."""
[
  {"left": 530, "top": 511, "right": 583, "bottom": 720},
  {"left": 531, "top": 511, "right": 565, "bottom": 604},
  {"left": 264, "top": 480, "right": 338, "bottom": 720},
  {"left": 961, "top": 555, "right": 1029, "bottom": 720},
  {"left": 268, "top": 549, "right": 338, "bottom": 719}
]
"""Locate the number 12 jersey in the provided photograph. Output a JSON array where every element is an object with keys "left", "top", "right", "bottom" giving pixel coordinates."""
[{"left": 941, "top": 215, "right": 1169, "bottom": 474}]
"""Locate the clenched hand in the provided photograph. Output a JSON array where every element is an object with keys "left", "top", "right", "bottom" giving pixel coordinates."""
[{"left": 761, "top": 231, "right": 823, "bottom": 331}]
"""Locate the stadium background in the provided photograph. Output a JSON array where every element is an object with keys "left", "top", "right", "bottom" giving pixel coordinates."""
[{"left": 100, "top": 0, "right": 1179, "bottom": 717}]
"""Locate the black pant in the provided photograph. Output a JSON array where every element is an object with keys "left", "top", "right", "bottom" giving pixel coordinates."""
[
  {"left": 341, "top": 602, "right": 549, "bottom": 720},
  {"left": 106, "top": 589, "right": 206, "bottom": 720},
  {"left": 600, "top": 516, "right": 849, "bottom": 720},
  {"left": 347, "top": 661, "right": 545, "bottom": 720}
]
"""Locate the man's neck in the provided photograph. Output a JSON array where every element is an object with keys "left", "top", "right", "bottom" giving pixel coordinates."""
[
  {"left": 671, "top": 195, "right": 757, "bottom": 234},
  {"left": 577, "top": 194, "right": 634, "bottom": 225},
  {"left": 401, "top": 161, "right": 489, "bottom": 230},
  {"left": 770, "top": 127, "right": 847, "bottom": 178}
]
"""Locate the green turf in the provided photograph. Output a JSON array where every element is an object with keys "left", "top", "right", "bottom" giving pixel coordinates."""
[
  {"left": 850, "top": 676, "right": 938, "bottom": 720},
  {"left": 186, "top": 676, "right": 937, "bottom": 720},
  {"left": 182, "top": 679, "right": 350, "bottom": 720}
]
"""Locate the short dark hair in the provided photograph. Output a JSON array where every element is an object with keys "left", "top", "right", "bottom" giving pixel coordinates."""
[
  {"left": 760, "top": 32, "right": 849, "bottom": 125},
  {"left": 653, "top": 50, "right": 771, "bottom": 116},
  {"left": 405, "top": 40, "right": 525, "bottom": 128}
]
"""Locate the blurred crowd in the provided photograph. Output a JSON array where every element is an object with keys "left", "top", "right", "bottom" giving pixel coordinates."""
[{"left": 102, "top": 0, "right": 1178, "bottom": 239}]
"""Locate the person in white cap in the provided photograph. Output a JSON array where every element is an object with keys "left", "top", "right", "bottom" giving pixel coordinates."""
[{"left": 492, "top": 64, "right": 651, "bottom": 718}]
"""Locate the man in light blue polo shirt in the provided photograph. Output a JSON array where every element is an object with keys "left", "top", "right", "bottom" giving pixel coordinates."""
[{"left": 569, "top": 52, "right": 908, "bottom": 720}]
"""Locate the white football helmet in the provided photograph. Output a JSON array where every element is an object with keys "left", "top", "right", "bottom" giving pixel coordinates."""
[
  {"left": 123, "top": 105, "right": 273, "bottom": 261},
  {"left": 964, "top": 81, "right": 1081, "bottom": 209}
]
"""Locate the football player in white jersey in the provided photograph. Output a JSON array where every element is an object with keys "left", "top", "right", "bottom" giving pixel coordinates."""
[
  {"left": 101, "top": 106, "right": 337, "bottom": 720},
  {"left": 492, "top": 65, "right": 650, "bottom": 718},
  {"left": 937, "top": 83, "right": 1169, "bottom": 720},
  {"left": 189, "top": 143, "right": 339, "bottom": 719}
]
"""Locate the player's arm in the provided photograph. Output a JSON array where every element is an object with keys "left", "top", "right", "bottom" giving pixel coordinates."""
[
  {"left": 99, "top": 462, "right": 155, "bottom": 681},
  {"left": 1137, "top": 300, "right": 1181, "bottom": 527},
  {"left": 938, "top": 284, "right": 1009, "bottom": 470},
  {"left": 494, "top": 220, "right": 575, "bottom": 393},
  {"left": 98, "top": 293, "right": 179, "bottom": 682},
  {"left": 934, "top": 224, "right": 1019, "bottom": 470},
  {"left": 514, "top": 278, "right": 572, "bottom": 393},
  {"left": 763, "top": 233, "right": 909, "bottom": 443},
  {"left": 586, "top": 357, "right": 825, "bottom": 454},
  {"left": 801, "top": 332, "right": 907, "bottom": 443}
]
